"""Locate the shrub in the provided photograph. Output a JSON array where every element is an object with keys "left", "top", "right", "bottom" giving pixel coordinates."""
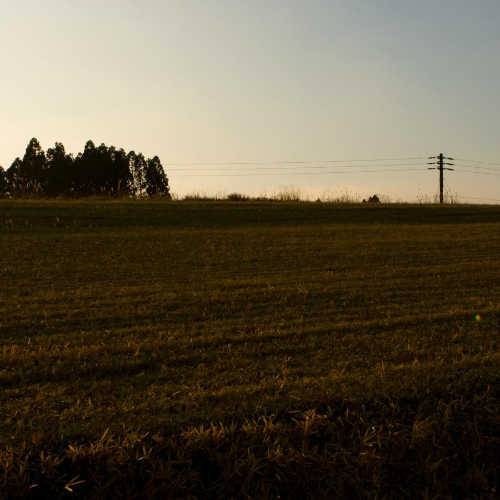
[{"left": 226, "top": 193, "right": 249, "bottom": 201}]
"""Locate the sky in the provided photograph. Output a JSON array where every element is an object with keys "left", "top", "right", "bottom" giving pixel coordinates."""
[{"left": 1, "top": 0, "right": 500, "bottom": 202}]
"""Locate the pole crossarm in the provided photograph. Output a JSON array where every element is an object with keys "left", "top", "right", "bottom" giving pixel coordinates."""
[{"left": 426, "top": 153, "right": 454, "bottom": 204}]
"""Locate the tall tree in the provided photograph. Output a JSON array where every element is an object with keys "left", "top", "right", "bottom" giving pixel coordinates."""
[
  {"left": 145, "top": 156, "right": 170, "bottom": 197},
  {"left": 96, "top": 143, "right": 114, "bottom": 194},
  {"left": 46, "top": 142, "right": 74, "bottom": 196},
  {"left": 113, "top": 148, "right": 133, "bottom": 196},
  {"left": 6, "top": 158, "right": 23, "bottom": 195},
  {"left": 127, "top": 151, "right": 137, "bottom": 196},
  {"left": 5, "top": 138, "right": 168, "bottom": 199},
  {"left": 74, "top": 140, "right": 97, "bottom": 195},
  {"left": 0, "top": 166, "right": 7, "bottom": 197},
  {"left": 20, "top": 138, "right": 47, "bottom": 195},
  {"left": 131, "top": 152, "right": 147, "bottom": 197}
]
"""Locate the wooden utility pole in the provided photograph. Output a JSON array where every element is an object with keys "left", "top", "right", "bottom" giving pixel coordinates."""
[{"left": 428, "top": 153, "right": 454, "bottom": 203}]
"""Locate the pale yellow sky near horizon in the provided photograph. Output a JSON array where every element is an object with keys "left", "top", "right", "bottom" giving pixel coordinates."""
[{"left": 1, "top": 1, "right": 499, "bottom": 202}]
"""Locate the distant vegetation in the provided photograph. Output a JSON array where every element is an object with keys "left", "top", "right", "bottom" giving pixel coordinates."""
[
  {"left": 177, "top": 189, "right": 376, "bottom": 203},
  {"left": 0, "top": 138, "right": 170, "bottom": 198}
]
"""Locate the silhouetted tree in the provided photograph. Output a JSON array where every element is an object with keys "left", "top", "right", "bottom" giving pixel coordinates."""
[
  {"left": 145, "top": 156, "right": 170, "bottom": 197},
  {"left": 5, "top": 138, "right": 168, "bottom": 199},
  {"left": 132, "top": 152, "right": 147, "bottom": 197},
  {"left": 8, "top": 138, "right": 48, "bottom": 195},
  {"left": 74, "top": 140, "right": 98, "bottom": 195},
  {"left": 0, "top": 166, "right": 7, "bottom": 197},
  {"left": 6, "top": 158, "right": 23, "bottom": 195},
  {"left": 127, "top": 151, "right": 137, "bottom": 196},
  {"left": 113, "top": 148, "right": 133, "bottom": 196},
  {"left": 46, "top": 142, "right": 74, "bottom": 196},
  {"left": 96, "top": 143, "right": 115, "bottom": 194},
  {"left": 24, "top": 137, "right": 48, "bottom": 194}
]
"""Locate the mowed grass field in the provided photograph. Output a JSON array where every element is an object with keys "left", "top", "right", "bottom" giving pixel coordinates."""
[{"left": 0, "top": 200, "right": 499, "bottom": 498}]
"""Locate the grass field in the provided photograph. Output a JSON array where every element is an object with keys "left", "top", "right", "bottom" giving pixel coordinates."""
[{"left": 0, "top": 200, "right": 499, "bottom": 498}]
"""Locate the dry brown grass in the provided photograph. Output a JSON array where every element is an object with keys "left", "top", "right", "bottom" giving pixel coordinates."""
[{"left": 0, "top": 200, "right": 499, "bottom": 498}]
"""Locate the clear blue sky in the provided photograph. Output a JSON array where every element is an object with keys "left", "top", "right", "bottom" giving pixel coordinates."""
[{"left": 1, "top": 0, "right": 500, "bottom": 201}]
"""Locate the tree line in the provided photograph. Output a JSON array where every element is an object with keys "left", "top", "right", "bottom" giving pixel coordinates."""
[{"left": 0, "top": 138, "right": 170, "bottom": 198}]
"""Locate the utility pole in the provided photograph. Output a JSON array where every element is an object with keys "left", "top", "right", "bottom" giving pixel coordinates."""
[{"left": 428, "top": 153, "right": 454, "bottom": 203}]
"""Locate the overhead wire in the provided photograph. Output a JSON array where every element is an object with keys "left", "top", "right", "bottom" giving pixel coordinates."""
[
  {"left": 454, "top": 158, "right": 500, "bottom": 167},
  {"left": 453, "top": 169, "right": 500, "bottom": 177},
  {"left": 451, "top": 163, "right": 500, "bottom": 173},
  {"left": 166, "top": 156, "right": 500, "bottom": 189},
  {"left": 169, "top": 162, "right": 425, "bottom": 172},
  {"left": 176, "top": 168, "right": 428, "bottom": 177},
  {"left": 167, "top": 156, "right": 427, "bottom": 167}
]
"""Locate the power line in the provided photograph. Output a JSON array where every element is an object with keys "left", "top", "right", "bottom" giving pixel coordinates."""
[
  {"left": 454, "top": 158, "right": 500, "bottom": 167},
  {"left": 174, "top": 168, "right": 428, "bottom": 177},
  {"left": 167, "top": 156, "right": 426, "bottom": 166},
  {"left": 423, "top": 154, "right": 499, "bottom": 205},
  {"left": 168, "top": 162, "right": 425, "bottom": 172},
  {"left": 452, "top": 163, "right": 500, "bottom": 172},
  {"left": 166, "top": 157, "right": 500, "bottom": 171},
  {"left": 453, "top": 169, "right": 500, "bottom": 177}
]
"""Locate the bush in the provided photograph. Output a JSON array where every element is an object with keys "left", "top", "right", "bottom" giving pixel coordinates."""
[
  {"left": 363, "top": 194, "right": 380, "bottom": 203},
  {"left": 226, "top": 193, "right": 249, "bottom": 201}
]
